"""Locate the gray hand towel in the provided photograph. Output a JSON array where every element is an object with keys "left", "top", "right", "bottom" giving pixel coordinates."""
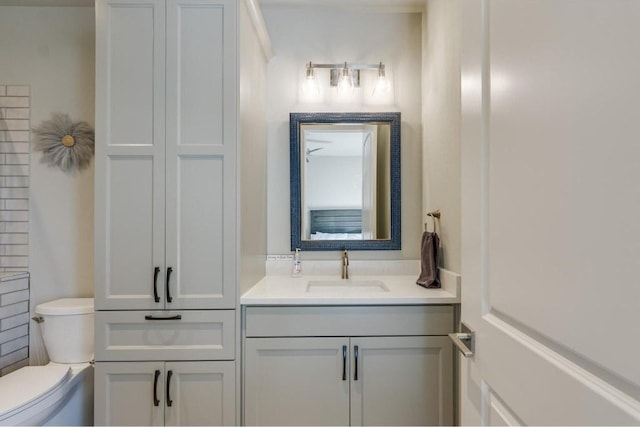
[{"left": 416, "top": 231, "right": 440, "bottom": 288}]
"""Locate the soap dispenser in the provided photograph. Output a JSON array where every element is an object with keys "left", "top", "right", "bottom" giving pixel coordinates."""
[{"left": 292, "top": 248, "right": 303, "bottom": 278}]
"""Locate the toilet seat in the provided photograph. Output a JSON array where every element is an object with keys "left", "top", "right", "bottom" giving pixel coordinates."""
[{"left": 0, "top": 364, "right": 71, "bottom": 425}]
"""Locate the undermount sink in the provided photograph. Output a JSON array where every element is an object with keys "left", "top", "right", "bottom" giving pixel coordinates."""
[{"left": 306, "top": 279, "right": 389, "bottom": 293}]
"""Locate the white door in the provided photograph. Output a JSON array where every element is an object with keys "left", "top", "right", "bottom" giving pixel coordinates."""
[{"left": 459, "top": 1, "right": 640, "bottom": 424}]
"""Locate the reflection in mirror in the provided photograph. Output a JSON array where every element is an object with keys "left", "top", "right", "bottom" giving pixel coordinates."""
[
  {"left": 290, "top": 112, "right": 401, "bottom": 251},
  {"left": 302, "top": 123, "right": 390, "bottom": 240}
]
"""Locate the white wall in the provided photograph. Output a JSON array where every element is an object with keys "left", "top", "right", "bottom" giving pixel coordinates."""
[
  {"left": 422, "top": 0, "right": 461, "bottom": 273},
  {"left": 0, "top": 6, "right": 95, "bottom": 364},
  {"left": 263, "top": 4, "right": 424, "bottom": 259},
  {"left": 306, "top": 156, "right": 362, "bottom": 209},
  {"left": 238, "top": 0, "right": 269, "bottom": 296}
]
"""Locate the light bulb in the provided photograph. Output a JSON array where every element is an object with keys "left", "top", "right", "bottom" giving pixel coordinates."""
[
  {"left": 373, "top": 75, "right": 390, "bottom": 95},
  {"left": 303, "top": 62, "right": 319, "bottom": 96},
  {"left": 372, "top": 62, "right": 390, "bottom": 96},
  {"left": 337, "top": 64, "right": 353, "bottom": 95}
]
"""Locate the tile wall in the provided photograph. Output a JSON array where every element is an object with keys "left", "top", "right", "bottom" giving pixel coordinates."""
[
  {"left": 0, "top": 272, "right": 29, "bottom": 375},
  {"left": 0, "top": 85, "right": 30, "bottom": 374},
  {"left": 0, "top": 85, "right": 30, "bottom": 273}
]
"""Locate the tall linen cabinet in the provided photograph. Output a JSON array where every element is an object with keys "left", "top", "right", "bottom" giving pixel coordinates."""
[{"left": 93, "top": 0, "right": 269, "bottom": 425}]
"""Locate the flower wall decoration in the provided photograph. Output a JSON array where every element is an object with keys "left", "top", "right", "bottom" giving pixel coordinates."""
[{"left": 32, "top": 113, "right": 95, "bottom": 173}]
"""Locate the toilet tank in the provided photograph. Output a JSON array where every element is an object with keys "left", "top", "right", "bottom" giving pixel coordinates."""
[{"left": 35, "top": 298, "right": 94, "bottom": 364}]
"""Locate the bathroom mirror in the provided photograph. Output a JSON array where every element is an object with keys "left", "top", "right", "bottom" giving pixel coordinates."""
[{"left": 290, "top": 112, "right": 401, "bottom": 250}]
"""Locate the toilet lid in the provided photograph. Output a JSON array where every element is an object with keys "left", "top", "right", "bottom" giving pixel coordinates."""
[
  {"left": 0, "top": 365, "right": 70, "bottom": 417},
  {"left": 35, "top": 298, "right": 94, "bottom": 315}
]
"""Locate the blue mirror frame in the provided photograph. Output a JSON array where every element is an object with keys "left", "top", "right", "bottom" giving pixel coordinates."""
[{"left": 290, "top": 112, "right": 401, "bottom": 251}]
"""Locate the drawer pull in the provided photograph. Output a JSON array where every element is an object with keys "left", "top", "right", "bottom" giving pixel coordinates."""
[
  {"left": 153, "top": 369, "right": 160, "bottom": 407},
  {"left": 342, "top": 345, "right": 347, "bottom": 381},
  {"left": 354, "top": 345, "right": 359, "bottom": 381},
  {"left": 153, "top": 267, "right": 161, "bottom": 303},
  {"left": 145, "top": 315, "right": 182, "bottom": 321},
  {"left": 166, "top": 370, "right": 173, "bottom": 407},
  {"left": 166, "top": 267, "right": 174, "bottom": 303}
]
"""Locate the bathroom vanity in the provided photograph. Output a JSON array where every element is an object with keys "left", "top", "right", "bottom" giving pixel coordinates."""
[{"left": 241, "top": 273, "right": 460, "bottom": 426}]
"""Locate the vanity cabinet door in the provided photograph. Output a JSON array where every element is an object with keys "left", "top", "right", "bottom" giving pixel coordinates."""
[
  {"left": 94, "top": 361, "right": 165, "bottom": 426},
  {"left": 95, "top": 361, "right": 236, "bottom": 426},
  {"left": 244, "top": 337, "right": 350, "bottom": 426},
  {"left": 350, "top": 336, "right": 454, "bottom": 426},
  {"left": 164, "top": 361, "right": 236, "bottom": 426}
]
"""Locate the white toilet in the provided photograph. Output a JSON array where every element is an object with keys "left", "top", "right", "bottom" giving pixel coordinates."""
[{"left": 0, "top": 298, "right": 94, "bottom": 426}]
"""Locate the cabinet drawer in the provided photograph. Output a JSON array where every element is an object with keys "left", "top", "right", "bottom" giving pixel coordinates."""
[
  {"left": 244, "top": 305, "right": 454, "bottom": 337},
  {"left": 95, "top": 310, "right": 235, "bottom": 361}
]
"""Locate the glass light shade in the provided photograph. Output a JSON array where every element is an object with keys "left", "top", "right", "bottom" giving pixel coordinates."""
[
  {"left": 303, "top": 73, "right": 319, "bottom": 96},
  {"left": 337, "top": 67, "right": 353, "bottom": 94},
  {"left": 372, "top": 74, "right": 391, "bottom": 95}
]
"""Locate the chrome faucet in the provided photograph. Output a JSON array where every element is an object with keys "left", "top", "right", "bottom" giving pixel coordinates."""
[{"left": 341, "top": 249, "right": 349, "bottom": 279}]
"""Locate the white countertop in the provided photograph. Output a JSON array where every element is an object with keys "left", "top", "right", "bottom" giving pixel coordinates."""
[{"left": 241, "top": 269, "right": 460, "bottom": 306}]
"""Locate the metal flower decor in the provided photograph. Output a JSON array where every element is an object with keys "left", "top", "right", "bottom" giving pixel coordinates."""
[{"left": 32, "top": 113, "right": 95, "bottom": 173}]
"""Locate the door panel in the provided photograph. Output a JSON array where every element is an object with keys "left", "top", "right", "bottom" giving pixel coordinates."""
[
  {"left": 460, "top": 0, "right": 640, "bottom": 424},
  {"left": 99, "top": 156, "right": 161, "bottom": 309},
  {"left": 165, "top": 0, "right": 236, "bottom": 310},
  {"left": 168, "top": 0, "right": 225, "bottom": 146},
  {"left": 488, "top": 0, "right": 640, "bottom": 388},
  {"left": 94, "top": 361, "right": 164, "bottom": 426},
  {"left": 244, "top": 337, "right": 350, "bottom": 426},
  {"left": 95, "top": 0, "right": 166, "bottom": 311},
  {"left": 169, "top": 156, "right": 230, "bottom": 308},
  {"left": 165, "top": 361, "right": 235, "bottom": 426},
  {"left": 350, "top": 336, "right": 453, "bottom": 426},
  {"left": 100, "top": 0, "right": 161, "bottom": 146}
]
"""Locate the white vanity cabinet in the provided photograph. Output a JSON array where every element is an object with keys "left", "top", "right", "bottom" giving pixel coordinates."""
[
  {"left": 95, "top": 361, "right": 235, "bottom": 426},
  {"left": 94, "top": 0, "right": 237, "bottom": 311},
  {"left": 243, "top": 305, "right": 455, "bottom": 426}
]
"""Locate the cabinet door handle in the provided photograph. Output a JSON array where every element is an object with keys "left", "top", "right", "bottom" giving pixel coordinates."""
[
  {"left": 145, "top": 315, "right": 182, "bottom": 321},
  {"left": 354, "top": 345, "right": 359, "bottom": 381},
  {"left": 153, "top": 369, "right": 161, "bottom": 407},
  {"left": 166, "top": 267, "right": 173, "bottom": 303},
  {"left": 342, "top": 345, "right": 347, "bottom": 381},
  {"left": 166, "top": 370, "right": 173, "bottom": 407},
  {"left": 153, "top": 267, "right": 161, "bottom": 303}
]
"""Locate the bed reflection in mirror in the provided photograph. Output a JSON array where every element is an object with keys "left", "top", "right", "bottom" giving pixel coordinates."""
[{"left": 290, "top": 112, "right": 401, "bottom": 251}]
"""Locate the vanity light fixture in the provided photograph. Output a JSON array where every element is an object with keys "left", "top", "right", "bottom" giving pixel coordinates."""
[{"left": 305, "top": 61, "right": 388, "bottom": 94}]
